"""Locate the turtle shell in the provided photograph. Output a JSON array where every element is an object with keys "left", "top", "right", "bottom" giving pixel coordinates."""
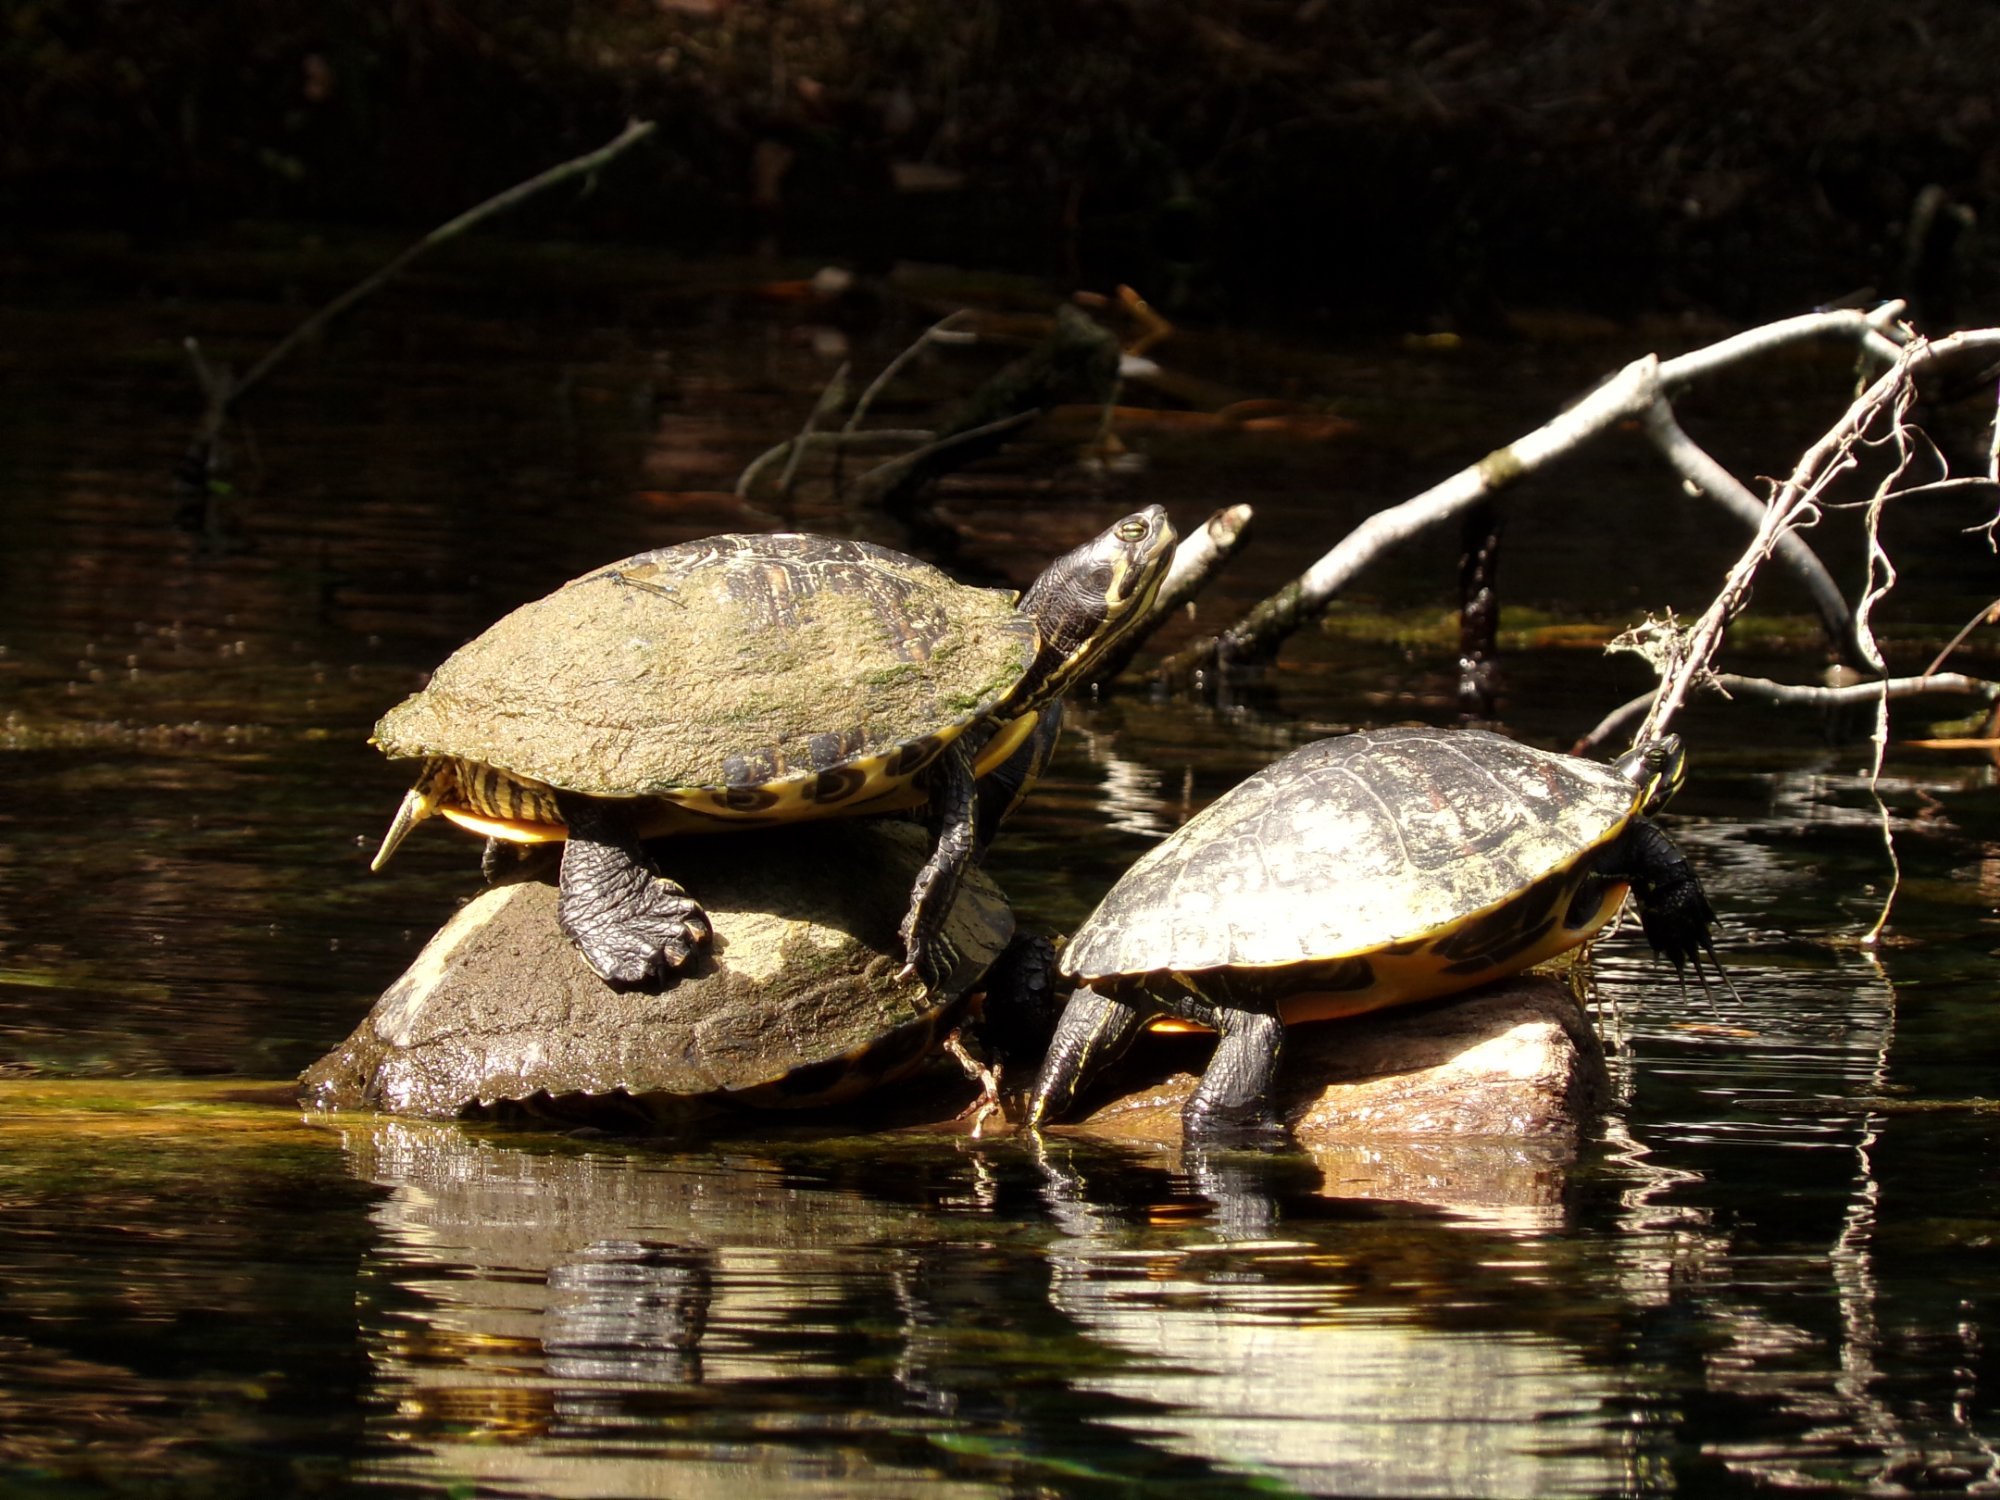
[
  {"left": 1062, "top": 727, "right": 1647, "bottom": 1002},
  {"left": 373, "top": 534, "right": 1039, "bottom": 801},
  {"left": 300, "top": 822, "right": 1015, "bottom": 1121}
]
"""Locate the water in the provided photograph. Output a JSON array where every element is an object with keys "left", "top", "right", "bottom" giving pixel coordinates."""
[{"left": 3, "top": 238, "right": 2000, "bottom": 1496}]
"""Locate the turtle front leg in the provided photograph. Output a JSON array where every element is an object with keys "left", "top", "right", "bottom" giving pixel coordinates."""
[
  {"left": 1025, "top": 982, "right": 1149, "bottom": 1128},
  {"left": 898, "top": 740, "right": 980, "bottom": 987},
  {"left": 973, "top": 706, "right": 1063, "bottom": 851},
  {"left": 1599, "top": 818, "right": 1725, "bottom": 980},
  {"left": 554, "top": 794, "right": 711, "bottom": 987}
]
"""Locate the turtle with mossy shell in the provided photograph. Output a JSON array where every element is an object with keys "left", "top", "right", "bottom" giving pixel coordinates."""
[
  {"left": 305, "top": 821, "right": 1060, "bottom": 1125},
  {"left": 369, "top": 507, "right": 1176, "bottom": 988},
  {"left": 1027, "top": 726, "right": 1724, "bottom": 1142}
]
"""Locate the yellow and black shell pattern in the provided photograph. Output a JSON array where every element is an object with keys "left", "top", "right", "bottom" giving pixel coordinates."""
[
  {"left": 371, "top": 534, "right": 1042, "bottom": 833},
  {"left": 1062, "top": 727, "right": 1653, "bottom": 1023}
]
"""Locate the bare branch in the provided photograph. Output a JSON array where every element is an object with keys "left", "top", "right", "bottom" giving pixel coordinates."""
[
  {"left": 1634, "top": 337, "right": 1936, "bottom": 746},
  {"left": 1924, "top": 597, "right": 2000, "bottom": 678},
  {"left": 185, "top": 119, "right": 658, "bottom": 476},
  {"left": 1639, "top": 399, "right": 1879, "bottom": 672},
  {"left": 1156, "top": 355, "right": 1670, "bottom": 683},
  {"left": 240, "top": 121, "right": 651, "bottom": 421},
  {"left": 1572, "top": 672, "right": 2000, "bottom": 757},
  {"left": 774, "top": 361, "right": 851, "bottom": 499},
  {"left": 734, "top": 429, "right": 935, "bottom": 499},
  {"left": 844, "top": 311, "right": 972, "bottom": 434},
  {"left": 1714, "top": 672, "right": 2000, "bottom": 708},
  {"left": 1089, "top": 504, "right": 1255, "bottom": 685},
  {"left": 1653, "top": 303, "right": 1908, "bottom": 389},
  {"left": 1155, "top": 306, "right": 1916, "bottom": 687}
]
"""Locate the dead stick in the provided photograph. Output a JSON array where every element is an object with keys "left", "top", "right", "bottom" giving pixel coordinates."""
[
  {"left": 1088, "top": 504, "right": 1254, "bottom": 686},
  {"left": 1639, "top": 400, "right": 1879, "bottom": 672},
  {"left": 1155, "top": 306, "right": 1910, "bottom": 685},
  {"left": 189, "top": 118, "right": 657, "bottom": 452},
  {"left": 1575, "top": 672, "right": 2000, "bottom": 755}
]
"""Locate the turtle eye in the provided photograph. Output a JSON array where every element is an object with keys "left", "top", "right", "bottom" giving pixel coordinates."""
[{"left": 1115, "top": 518, "right": 1149, "bottom": 542}]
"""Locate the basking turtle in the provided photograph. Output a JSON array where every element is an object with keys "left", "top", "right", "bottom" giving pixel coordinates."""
[
  {"left": 305, "top": 821, "right": 1055, "bottom": 1124},
  {"left": 1027, "top": 727, "right": 1722, "bottom": 1141},
  {"left": 369, "top": 508, "right": 1175, "bottom": 987}
]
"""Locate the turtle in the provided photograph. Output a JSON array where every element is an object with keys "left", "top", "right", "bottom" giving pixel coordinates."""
[
  {"left": 368, "top": 507, "right": 1176, "bottom": 988},
  {"left": 1026, "top": 726, "right": 1723, "bottom": 1142},
  {"left": 304, "top": 821, "right": 1059, "bottom": 1125}
]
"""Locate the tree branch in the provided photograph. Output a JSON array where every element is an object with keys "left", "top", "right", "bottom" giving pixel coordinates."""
[{"left": 1153, "top": 305, "right": 1912, "bottom": 687}]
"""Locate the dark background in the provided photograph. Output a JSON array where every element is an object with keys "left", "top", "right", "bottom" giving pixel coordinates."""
[{"left": 9, "top": 0, "right": 1996, "bottom": 332}]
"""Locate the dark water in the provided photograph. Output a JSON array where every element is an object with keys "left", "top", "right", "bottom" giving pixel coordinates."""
[{"left": 4, "top": 242, "right": 2000, "bottom": 1497}]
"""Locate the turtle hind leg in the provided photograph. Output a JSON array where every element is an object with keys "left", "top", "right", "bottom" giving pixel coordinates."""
[
  {"left": 975, "top": 933, "right": 1064, "bottom": 1081},
  {"left": 554, "top": 795, "right": 710, "bottom": 988},
  {"left": 1182, "top": 1006, "right": 1288, "bottom": 1144}
]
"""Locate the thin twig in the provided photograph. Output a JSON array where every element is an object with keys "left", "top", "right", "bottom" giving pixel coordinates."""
[
  {"left": 845, "top": 410, "right": 1039, "bottom": 503},
  {"left": 844, "top": 311, "right": 972, "bottom": 434},
  {"left": 1640, "top": 399, "right": 1877, "bottom": 671},
  {"left": 1922, "top": 597, "right": 2000, "bottom": 678},
  {"left": 734, "top": 429, "right": 935, "bottom": 498},
  {"left": 187, "top": 118, "right": 657, "bottom": 462},
  {"left": 1623, "top": 327, "right": 2000, "bottom": 744},
  {"left": 774, "top": 361, "right": 851, "bottom": 499},
  {"left": 1633, "top": 338, "right": 1928, "bottom": 748},
  {"left": 1854, "top": 371, "right": 1918, "bottom": 947}
]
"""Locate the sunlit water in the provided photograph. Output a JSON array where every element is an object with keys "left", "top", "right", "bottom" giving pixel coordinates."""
[{"left": 3, "top": 244, "right": 1999, "bottom": 1496}]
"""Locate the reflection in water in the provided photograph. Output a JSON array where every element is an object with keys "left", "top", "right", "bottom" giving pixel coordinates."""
[
  {"left": 1594, "top": 947, "right": 2000, "bottom": 1491},
  {"left": 335, "top": 1118, "right": 1677, "bottom": 1498},
  {"left": 544, "top": 1240, "right": 712, "bottom": 1389},
  {"left": 1033, "top": 1143, "right": 1639, "bottom": 1499}
]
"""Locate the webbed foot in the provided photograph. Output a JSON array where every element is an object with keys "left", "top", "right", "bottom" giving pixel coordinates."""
[
  {"left": 560, "top": 869, "right": 710, "bottom": 986},
  {"left": 556, "top": 795, "right": 711, "bottom": 987},
  {"left": 1180, "top": 1098, "right": 1289, "bottom": 1146}
]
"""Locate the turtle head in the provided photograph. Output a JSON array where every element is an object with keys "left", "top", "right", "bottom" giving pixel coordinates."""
[
  {"left": 1015, "top": 505, "right": 1177, "bottom": 703},
  {"left": 1614, "top": 733, "right": 1687, "bottom": 815}
]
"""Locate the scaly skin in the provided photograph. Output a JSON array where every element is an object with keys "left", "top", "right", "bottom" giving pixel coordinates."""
[{"left": 555, "top": 794, "right": 710, "bottom": 987}]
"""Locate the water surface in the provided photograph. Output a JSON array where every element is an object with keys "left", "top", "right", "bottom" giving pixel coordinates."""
[{"left": 3, "top": 242, "right": 1998, "bottom": 1496}]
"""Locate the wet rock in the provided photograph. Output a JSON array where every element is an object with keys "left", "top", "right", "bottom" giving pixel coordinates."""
[
  {"left": 1048, "top": 977, "right": 1609, "bottom": 1150},
  {"left": 307, "top": 815, "right": 1607, "bottom": 1169},
  {"left": 301, "top": 823, "right": 1014, "bottom": 1123}
]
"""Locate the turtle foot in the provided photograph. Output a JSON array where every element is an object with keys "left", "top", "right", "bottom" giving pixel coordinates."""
[
  {"left": 561, "top": 874, "right": 712, "bottom": 988},
  {"left": 1179, "top": 1100, "right": 1290, "bottom": 1147}
]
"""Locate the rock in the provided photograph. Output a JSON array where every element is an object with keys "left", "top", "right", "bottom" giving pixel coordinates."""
[
  {"left": 1049, "top": 976, "right": 1608, "bottom": 1149},
  {"left": 305, "top": 814, "right": 1607, "bottom": 1181},
  {"left": 300, "top": 823, "right": 1017, "bottom": 1124}
]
